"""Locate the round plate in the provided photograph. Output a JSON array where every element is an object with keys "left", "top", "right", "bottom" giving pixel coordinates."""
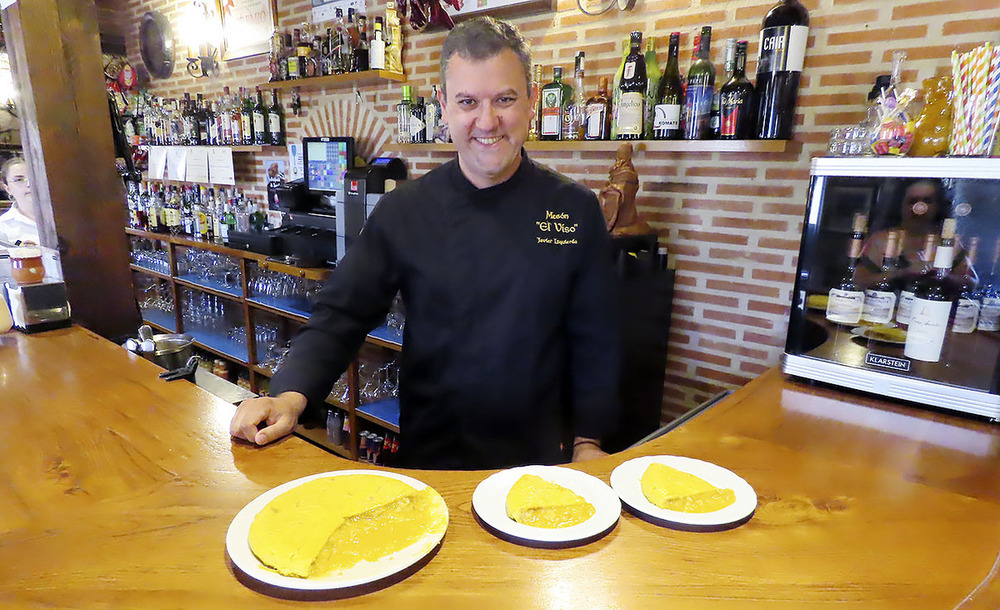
[
  {"left": 610, "top": 455, "right": 757, "bottom": 530},
  {"left": 226, "top": 470, "right": 448, "bottom": 591},
  {"left": 471, "top": 465, "right": 621, "bottom": 545}
]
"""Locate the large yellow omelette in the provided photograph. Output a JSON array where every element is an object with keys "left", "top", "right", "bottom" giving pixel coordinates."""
[
  {"left": 248, "top": 474, "right": 448, "bottom": 579},
  {"left": 505, "top": 474, "right": 596, "bottom": 528},
  {"left": 640, "top": 462, "right": 736, "bottom": 513}
]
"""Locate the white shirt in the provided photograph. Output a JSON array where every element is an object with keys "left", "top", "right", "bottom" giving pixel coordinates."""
[{"left": 0, "top": 205, "right": 39, "bottom": 247}]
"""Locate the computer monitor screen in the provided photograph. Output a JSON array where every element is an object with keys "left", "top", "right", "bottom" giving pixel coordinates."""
[{"left": 303, "top": 136, "right": 355, "bottom": 202}]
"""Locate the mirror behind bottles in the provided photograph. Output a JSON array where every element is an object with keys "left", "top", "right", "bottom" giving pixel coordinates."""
[{"left": 139, "top": 11, "right": 175, "bottom": 80}]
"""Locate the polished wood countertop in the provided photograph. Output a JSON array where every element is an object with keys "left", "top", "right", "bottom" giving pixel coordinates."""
[{"left": 2, "top": 326, "right": 999, "bottom": 608}]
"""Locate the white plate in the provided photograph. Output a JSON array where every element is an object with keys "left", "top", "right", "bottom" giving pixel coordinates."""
[
  {"left": 610, "top": 455, "right": 757, "bottom": 529},
  {"left": 471, "top": 465, "right": 621, "bottom": 545},
  {"left": 226, "top": 470, "right": 448, "bottom": 590}
]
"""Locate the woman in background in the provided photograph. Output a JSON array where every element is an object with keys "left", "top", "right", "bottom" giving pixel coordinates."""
[{"left": 0, "top": 156, "right": 39, "bottom": 246}]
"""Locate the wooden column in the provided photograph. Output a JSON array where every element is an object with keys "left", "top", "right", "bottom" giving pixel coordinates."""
[{"left": 2, "top": 0, "right": 139, "bottom": 340}]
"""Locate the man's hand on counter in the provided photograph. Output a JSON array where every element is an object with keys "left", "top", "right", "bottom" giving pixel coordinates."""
[
  {"left": 571, "top": 437, "right": 608, "bottom": 462},
  {"left": 230, "top": 391, "right": 308, "bottom": 446}
]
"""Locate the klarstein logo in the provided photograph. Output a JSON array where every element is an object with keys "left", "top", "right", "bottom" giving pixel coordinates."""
[
  {"left": 865, "top": 352, "right": 911, "bottom": 372},
  {"left": 536, "top": 210, "right": 579, "bottom": 246}
]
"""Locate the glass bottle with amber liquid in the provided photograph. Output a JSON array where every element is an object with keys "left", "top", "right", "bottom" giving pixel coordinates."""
[
  {"left": 584, "top": 76, "right": 612, "bottom": 140},
  {"left": 719, "top": 40, "right": 756, "bottom": 140},
  {"left": 615, "top": 31, "right": 646, "bottom": 140},
  {"left": 653, "top": 32, "right": 682, "bottom": 140},
  {"left": 826, "top": 213, "right": 867, "bottom": 325}
]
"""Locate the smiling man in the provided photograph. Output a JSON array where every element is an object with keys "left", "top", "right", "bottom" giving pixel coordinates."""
[{"left": 231, "top": 17, "right": 620, "bottom": 470}]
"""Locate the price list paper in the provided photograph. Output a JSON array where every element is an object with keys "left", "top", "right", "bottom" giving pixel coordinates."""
[
  {"left": 166, "top": 147, "right": 187, "bottom": 181},
  {"left": 208, "top": 147, "right": 237, "bottom": 185},
  {"left": 147, "top": 147, "right": 168, "bottom": 180},
  {"left": 185, "top": 147, "right": 210, "bottom": 184}
]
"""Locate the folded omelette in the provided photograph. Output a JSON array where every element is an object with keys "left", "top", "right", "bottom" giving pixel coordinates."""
[
  {"left": 640, "top": 462, "right": 736, "bottom": 513},
  {"left": 505, "top": 474, "right": 595, "bottom": 528},
  {"left": 248, "top": 474, "right": 447, "bottom": 578}
]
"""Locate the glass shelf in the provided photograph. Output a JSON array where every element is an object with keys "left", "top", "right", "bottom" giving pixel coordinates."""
[
  {"left": 367, "top": 324, "right": 403, "bottom": 348},
  {"left": 247, "top": 295, "right": 313, "bottom": 320},
  {"left": 140, "top": 308, "right": 176, "bottom": 332},
  {"left": 258, "top": 69, "right": 406, "bottom": 92},
  {"left": 176, "top": 274, "right": 243, "bottom": 299},
  {"left": 357, "top": 398, "right": 400, "bottom": 433},
  {"left": 187, "top": 328, "right": 249, "bottom": 364}
]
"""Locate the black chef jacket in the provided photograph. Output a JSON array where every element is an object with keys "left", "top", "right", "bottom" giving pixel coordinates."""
[{"left": 270, "top": 151, "right": 620, "bottom": 469}]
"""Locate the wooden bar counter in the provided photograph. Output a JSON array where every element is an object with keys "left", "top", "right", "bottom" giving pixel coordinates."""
[{"left": 2, "top": 326, "right": 1000, "bottom": 608}]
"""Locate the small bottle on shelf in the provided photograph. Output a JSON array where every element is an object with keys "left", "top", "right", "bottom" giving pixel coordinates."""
[
  {"left": 584, "top": 76, "right": 612, "bottom": 141},
  {"left": 540, "top": 66, "right": 569, "bottom": 141},
  {"left": 825, "top": 213, "right": 867, "bottom": 325},
  {"left": 719, "top": 40, "right": 756, "bottom": 140},
  {"left": 396, "top": 85, "right": 412, "bottom": 144}
]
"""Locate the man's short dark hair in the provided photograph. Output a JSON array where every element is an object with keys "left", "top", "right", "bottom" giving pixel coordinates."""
[{"left": 439, "top": 16, "right": 532, "bottom": 96}]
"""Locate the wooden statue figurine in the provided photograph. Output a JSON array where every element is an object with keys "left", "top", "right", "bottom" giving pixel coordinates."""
[{"left": 599, "top": 143, "right": 652, "bottom": 236}]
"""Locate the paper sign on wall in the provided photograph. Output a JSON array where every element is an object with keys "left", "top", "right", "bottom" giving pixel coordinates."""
[
  {"left": 287, "top": 141, "right": 303, "bottom": 181},
  {"left": 185, "top": 147, "right": 210, "bottom": 183},
  {"left": 148, "top": 146, "right": 167, "bottom": 180},
  {"left": 207, "top": 147, "right": 236, "bottom": 185},
  {"left": 166, "top": 147, "right": 187, "bottom": 181}
]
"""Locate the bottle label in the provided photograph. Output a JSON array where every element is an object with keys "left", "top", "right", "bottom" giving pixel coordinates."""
[
  {"left": 623, "top": 60, "right": 637, "bottom": 80},
  {"left": 826, "top": 288, "right": 864, "bottom": 325},
  {"left": 540, "top": 88, "right": 562, "bottom": 136},
  {"left": 585, "top": 103, "right": 607, "bottom": 139},
  {"left": 268, "top": 112, "right": 280, "bottom": 134},
  {"left": 253, "top": 113, "right": 266, "bottom": 135},
  {"left": 684, "top": 84, "right": 713, "bottom": 138},
  {"left": 757, "top": 25, "right": 809, "bottom": 75},
  {"left": 904, "top": 298, "right": 952, "bottom": 362},
  {"left": 861, "top": 289, "right": 896, "bottom": 324},
  {"left": 952, "top": 298, "right": 981, "bottom": 333},
  {"left": 720, "top": 90, "right": 750, "bottom": 137},
  {"left": 241, "top": 115, "right": 252, "bottom": 138},
  {"left": 978, "top": 297, "right": 1000, "bottom": 331},
  {"left": 896, "top": 290, "right": 916, "bottom": 324},
  {"left": 653, "top": 104, "right": 681, "bottom": 130},
  {"left": 616, "top": 91, "right": 644, "bottom": 136}
]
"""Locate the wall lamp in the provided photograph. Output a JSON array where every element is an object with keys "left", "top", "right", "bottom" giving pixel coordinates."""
[{"left": 182, "top": 0, "right": 222, "bottom": 79}]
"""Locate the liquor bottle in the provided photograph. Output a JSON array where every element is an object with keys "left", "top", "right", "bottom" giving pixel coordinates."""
[
  {"left": 195, "top": 94, "right": 210, "bottom": 145},
  {"left": 610, "top": 34, "right": 630, "bottom": 140},
  {"left": 136, "top": 182, "right": 149, "bottom": 230},
  {"left": 287, "top": 30, "right": 301, "bottom": 79},
  {"left": 978, "top": 237, "right": 1000, "bottom": 331},
  {"left": 230, "top": 89, "right": 243, "bottom": 147},
  {"left": 861, "top": 230, "right": 900, "bottom": 325},
  {"left": 528, "top": 63, "right": 543, "bottom": 141},
  {"left": 396, "top": 85, "right": 412, "bottom": 143},
  {"left": 615, "top": 31, "right": 646, "bottom": 140},
  {"left": 252, "top": 87, "right": 267, "bottom": 146},
  {"left": 332, "top": 9, "right": 348, "bottom": 74},
  {"left": 905, "top": 219, "right": 958, "bottom": 362},
  {"left": 167, "top": 186, "right": 182, "bottom": 235},
  {"left": 269, "top": 31, "right": 283, "bottom": 82},
  {"left": 424, "top": 85, "right": 443, "bottom": 143},
  {"left": 296, "top": 23, "right": 313, "bottom": 78},
  {"left": 683, "top": 26, "right": 715, "bottom": 140},
  {"left": 219, "top": 87, "right": 233, "bottom": 145},
  {"left": 952, "top": 236, "right": 981, "bottom": 333},
  {"left": 584, "top": 76, "right": 612, "bottom": 141},
  {"left": 719, "top": 40, "right": 756, "bottom": 140},
  {"left": 241, "top": 88, "right": 254, "bottom": 146},
  {"left": 896, "top": 233, "right": 938, "bottom": 325},
  {"left": 344, "top": 9, "right": 359, "bottom": 72},
  {"left": 643, "top": 37, "right": 662, "bottom": 140},
  {"left": 710, "top": 39, "right": 737, "bottom": 139},
  {"left": 410, "top": 96, "right": 426, "bottom": 144},
  {"left": 369, "top": 20, "right": 386, "bottom": 70},
  {"left": 540, "top": 66, "right": 570, "bottom": 141},
  {"left": 354, "top": 16, "right": 370, "bottom": 72},
  {"left": 207, "top": 102, "right": 220, "bottom": 146},
  {"left": 825, "top": 213, "right": 867, "bottom": 325},
  {"left": 181, "top": 187, "right": 194, "bottom": 236},
  {"left": 204, "top": 188, "right": 215, "bottom": 241},
  {"left": 754, "top": 0, "right": 809, "bottom": 139},
  {"left": 653, "top": 32, "right": 683, "bottom": 140},
  {"left": 563, "top": 52, "right": 585, "bottom": 141},
  {"left": 267, "top": 90, "right": 285, "bottom": 146},
  {"left": 147, "top": 184, "right": 161, "bottom": 233},
  {"left": 181, "top": 93, "right": 197, "bottom": 145}
]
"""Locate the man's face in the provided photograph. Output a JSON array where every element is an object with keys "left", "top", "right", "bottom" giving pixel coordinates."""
[
  {"left": 5, "top": 162, "right": 35, "bottom": 219},
  {"left": 440, "top": 49, "right": 534, "bottom": 189}
]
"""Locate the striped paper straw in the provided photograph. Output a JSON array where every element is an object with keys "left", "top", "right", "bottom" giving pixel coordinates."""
[{"left": 983, "top": 48, "right": 1000, "bottom": 155}]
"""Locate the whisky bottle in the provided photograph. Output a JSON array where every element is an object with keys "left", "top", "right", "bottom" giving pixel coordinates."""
[
  {"left": 653, "top": 32, "right": 682, "bottom": 140},
  {"left": 719, "top": 40, "right": 756, "bottom": 140},
  {"left": 861, "top": 230, "right": 899, "bottom": 324},
  {"left": 683, "top": 26, "right": 715, "bottom": 140},
  {"left": 905, "top": 218, "right": 958, "bottom": 362},
  {"left": 952, "top": 236, "right": 980, "bottom": 333},
  {"left": 267, "top": 90, "right": 285, "bottom": 146},
  {"left": 287, "top": 30, "right": 301, "bottom": 80},
  {"left": 616, "top": 31, "right": 646, "bottom": 140},
  {"left": 540, "top": 66, "right": 570, "bottom": 141},
  {"left": 825, "top": 213, "right": 867, "bottom": 325},
  {"left": 895, "top": 233, "right": 938, "bottom": 325},
  {"left": 241, "top": 88, "right": 254, "bottom": 146},
  {"left": 252, "top": 87, "right": 267, "bottom": 146},
  {"left": 584, "top": 76, "right": 612, "bottom": 141}
]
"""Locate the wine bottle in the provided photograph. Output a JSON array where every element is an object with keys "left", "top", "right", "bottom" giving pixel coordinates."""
[
  {"left": 615, "top": 31, "right": 646, "bottom": 140},
  {"left": 610, "top": 34, "right": 630, "bottom": 140},
  {"left": 267, "top": 90, "right": 285, "bottom": 146},
  {"left": 825, "top": 213, "right": 867, "bottom": 325},
  {"left": 719, "top": 40, "right": 756, "bottom": 140},
  {"left": 952, "top": 236, "right": 981, "bottom": 333},
  {"left": 978, "top": 237, "right": 1000, "bottom": 331},
  {"left": 754, "top": 0, "right": 809, "bottom": 139},
  {"left": 252, "top": 87, "right": 267, "bottom": 146},
  {"left": 861, "top": 230, "right": 900, "bottom": 325},
  {"left": 584, "top": 76, "right": 612, "bottom": 141},
  {"left": 683, "top": 26, "right": 715, "bottom": 140},
  {"left": 711, "top": 39, "right": 737, "bottom": 139},
  {"left": 653, "top": 32, "right": 682, "bottom": 140},
  {"left": 540, "top": 66, "right": 570, "bottom": 141},
  {"left": 643, "top": 37, "right": 661, "bottom": 140},
  {"left": 896, "top": 233, "right": 938, "bottom": 325},
  {"left": 905, "top": 219, "right": 958, "bottom": 362}
]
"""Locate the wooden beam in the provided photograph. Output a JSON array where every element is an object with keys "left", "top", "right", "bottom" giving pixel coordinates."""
[{"left": 2, "top": 0, "right": 140, "bottom": 340}]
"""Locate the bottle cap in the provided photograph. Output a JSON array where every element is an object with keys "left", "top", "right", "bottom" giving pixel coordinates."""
[{"left": 868, "top": 75, "right": 891, "bottom": 101}]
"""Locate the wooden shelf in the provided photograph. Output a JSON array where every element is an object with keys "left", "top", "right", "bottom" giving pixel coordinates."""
[
  {"left": 130, "top": 264, "right": 171, "bottom": 281},
  {"left": 259, "top": 258, "right": 332, "bottom": 281},
  {"left": 386, "top": 139, "right": 789, "bottom": 154},
  {"left": 257, "top": 70, "right": 406, "bottom": 92}
]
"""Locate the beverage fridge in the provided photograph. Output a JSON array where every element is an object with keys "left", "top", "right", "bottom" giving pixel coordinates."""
[{"left": 783, "top": 157, "right": 1000, "bottom": 420}]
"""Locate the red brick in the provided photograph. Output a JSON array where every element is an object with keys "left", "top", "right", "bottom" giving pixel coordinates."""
[
  {"left": 677, "top": 230, "right": 749, "bottom": 246},
  {"left": 827, "top": 26, "right": 929, "bottom": 46},
  {"left": 695, "top": 366, "right": 752, "bottom": 387},
  {"left": 713, "top": 217, "right": 789, "bottom": 232},
  {"left": 704, "top": 279, "right": 781, "bottom": 299},
  {"left": 702, "top": 309, "right": 775, "bottom": 330},
  {"left": 716, "top": 184, "right": 796, "bottom": 199},
  {"left": 892, "top": 0, "right": 998, "bottom": 19}
]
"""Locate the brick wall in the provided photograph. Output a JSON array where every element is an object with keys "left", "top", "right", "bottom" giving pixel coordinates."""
[{"left": 116, "top": 0, "right": 1000, "bottom": 420}]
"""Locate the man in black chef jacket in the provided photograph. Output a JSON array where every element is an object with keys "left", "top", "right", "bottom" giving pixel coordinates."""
[{"left": 230, "top": 16, "right": 620, "bottom": 470}]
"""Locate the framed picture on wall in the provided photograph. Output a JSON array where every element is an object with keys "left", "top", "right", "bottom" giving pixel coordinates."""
[{"left": 219, "top": 0, "right": 277, "bottom": 60}]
